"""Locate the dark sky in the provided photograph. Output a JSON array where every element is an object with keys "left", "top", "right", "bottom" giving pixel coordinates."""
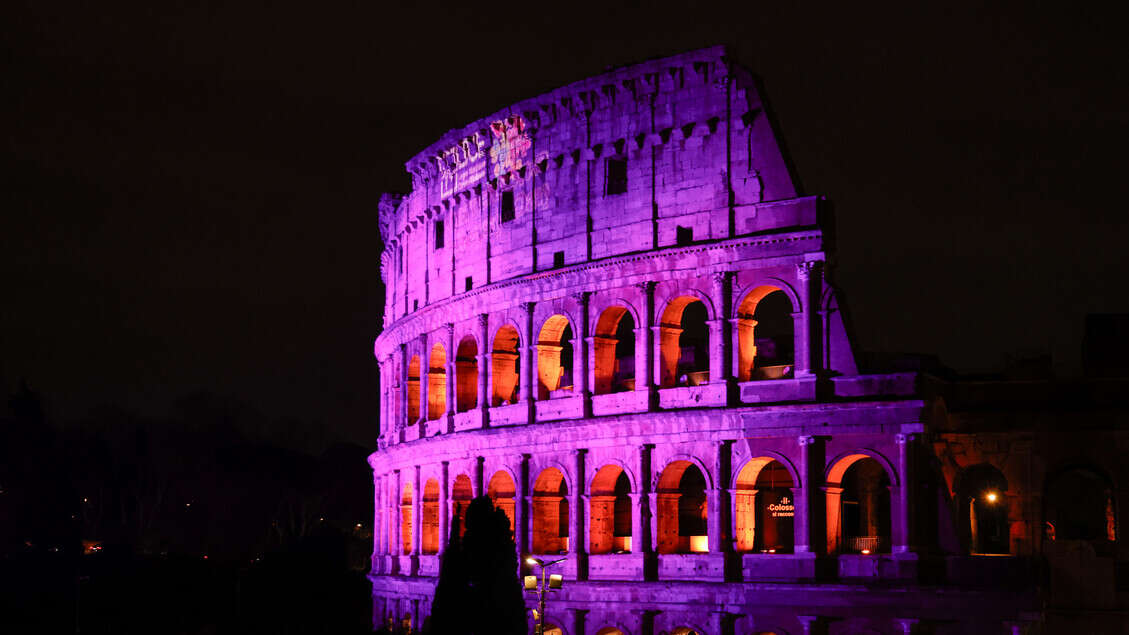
[{"left": 4, "top": 2, "right": 1128, "bottom": 449}]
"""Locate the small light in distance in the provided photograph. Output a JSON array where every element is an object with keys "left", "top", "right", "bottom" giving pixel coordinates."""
[
  {"left": 985, "top": 491, "right": 999, "bottom": 503},
  {"left": 861, "top": 549, "right": 871, "bottom": 555}
]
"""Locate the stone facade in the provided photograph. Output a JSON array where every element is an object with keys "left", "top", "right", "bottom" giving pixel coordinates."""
[{"left": 368, "top": 47, "right": 1127, "bottom": 634}]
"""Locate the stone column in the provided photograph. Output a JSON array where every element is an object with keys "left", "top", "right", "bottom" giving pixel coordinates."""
[
  {"left": 896, "top": 618, "right": 919, "bottom": 635},
  {"left": 373, "top": 473, "right": 383, "bottom": 567},
  {"left": 573, "top": 449, "right": 588, "bottom": 578},
  {"left": 519, "top": 303, "right": 535, "bottom": 413},
  {"left": 399, "top": 344, "right": 408, "bottom": 434},
  {"left": 417, "top": 334, "right": 429, "bottom": 425},
  {"left": 629, "top": 492, "right": 644, "bottom": 553},
  {"left": 515, "top": 455, "right": 529, "bottom": 554},
  {"left": 794, "top": 262, "right": 821, "bottom": 377},
  {"left": 794, "top": 435, "right": 825, "bottom": 554},
  {"left": 393, "top": 470, "right": 402, "bottom": 557},
  {"left": 445, "top": 323, "right": 456, "bottom": 431},
  {"left": 412, "top": 466, "right": 422, "bottom": 555},
  {"left": 474, "top": 456, "right": 485, "bottom": 498},
  {"left": 894, "top": 433, "right": 917, "bottom": 554},
  {"left": 648, "top": 491, "right": 659, "bottom": 553},
  {"left": 634, "top": 281, "right": 657, "bottom": 410},
  {"left": 706, "top": 488, "right": 722, "bottom": 552},
  {"left": 707, "top": 271, "right": 732, "bottom": 387},
  {"left": 637, "top": 444, "right": 654, "bottom": 554},
  {"left": 477, "top": 314, "right": 489, "bottom": 419},
  {"left": 573, "top": 292, "right": 591, "bottom": 417},
  {"left": 439, "top": 461, "right": 450, "bottom": 554}
]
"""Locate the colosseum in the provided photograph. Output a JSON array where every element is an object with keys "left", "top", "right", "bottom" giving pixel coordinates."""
[{"left": 369, "top": 47, "right": 1127, "bottom": 634}]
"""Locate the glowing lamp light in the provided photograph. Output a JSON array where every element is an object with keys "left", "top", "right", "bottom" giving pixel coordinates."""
[
  {"left": 690, "top": 535, "right": 708, "bottom": 553},
  {"left": 985, "top": 491, "right": 999, "bottom": 503},
  {"left": 860, "top": 549, "right": 871, "bottom": 555},
  {"left": 548, "top": 573, "right": 563, "bottom": 589},
  {"left": 524, "top": 575, "right": 538, "bottom": 590},
  {"left": 526, "top": 557, "right": 540, "bottom": 566}
]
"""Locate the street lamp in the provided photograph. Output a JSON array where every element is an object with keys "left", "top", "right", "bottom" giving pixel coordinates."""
[{"left": 524, "top": 556, "right": 565, "bottom": 635}]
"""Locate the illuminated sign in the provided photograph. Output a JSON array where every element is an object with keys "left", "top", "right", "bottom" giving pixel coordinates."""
[{"left": 768, "top": 496, "right": 794, "bottom": 518}]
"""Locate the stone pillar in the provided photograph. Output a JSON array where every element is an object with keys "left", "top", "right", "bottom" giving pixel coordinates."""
[
  {"left": 794, "top": 435, "right": 826, "bottom": 554},
  {"left": 648, "top": 491, "right": 659, "bottom": 553},
  {"left": 707, "top": 271, "right": 732, "bottom": 387},
  {"left": 417, "top": 333, "right": 430, "bottom": 425},
  {"left": 474, "top": 456, "right": 485, "bottom": 498},
  {"left": 439, "top": 461, "right": 450, "bottom": 554},
  {"left": 629, "top": 492, "right": 644, "bottom": 553},
  {"left": 570, "top": 608, "right": 588, "bottom": 635},
  {"left": 393, "top": 469, "right": 402, "bottom": 556},
  {"left": 515, "top": 455, "right": 528, "bottom": 554},
  {"left": 477, "top": 314, "right": 489, "bottom": 419},
  {"left": 896, "top": 618, "right": 919, "bottom": 634},
  {"left": 445, "top": 323, "right": 456, "bottom": 430},
  {"left": 373, "top": 473, "right": 383, "bottom": 565},
  {"left": 519, "top": 302, "right": 535, "bottom": 411},
  {"left": 637, "top": 444, "right": 654, "bottom": 554},
  {"left": 573, "top": 449, "right": 588, "bottom": 578},
  {"left": 794, "top": 262, "right": 821, "bottom": 377},
  {"left": 726, "top": 487, "right": 741, "bottom": 550},
  {"left": 399, "top": 344, "right": 408, "bottom": 433},
  {"left": 412, "top": 466, "right": 422, "bottom": 555},
  {"left": 707, "top": 488, "right": 722, "bottom": 552},
  {"left": 894, "top": 433, "right": 917, "bottom": 554},
  {"left": 634, "top": 281, "right": 657, "bottom": 410},
  {"left": 573, "top": 292, "right": 591, "bottom": 417}
]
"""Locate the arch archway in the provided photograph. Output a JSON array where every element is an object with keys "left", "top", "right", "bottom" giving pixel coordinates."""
[
  {"left": 1045, "top": 465, "right": 1116, "bottom": 550},
  {"left": 406, "top": 355, "right": 421, "bottom": 422},
  {"left": 734, "top": 458, "right": 795, "bottom": 553},
  {"left": 593, "top": 306, "right": 637, "bottom": 394},
  {"left": 427, "top": 344, "right": 447, "bottom": 420},
  {"left": 491, "top": 326, "right": 520, "bottom": 406},
  {"left": 455, "top": 336, "right": 478, "bottom": 412},
  {"left": 735, "top": 286, "right": 794, "bottom": 381},
  {"left": 590, "top": 464, "right": 632, "bottom": 553},
  {"left": 657, "top": 460, "right": 708, "bottom": 553},
  {"left": 400, "top": 482, "right": 413, "bottom": 555},
  {"left": 826, "top": 454, "right": 891, "bottom": 554},
  {"left": 537, "top": 315, "right": 574, "bottom": 399},
  {"left": 422, "top": 479, "right": 440, "bottom": 554},
  {"left": 954, "top": 463, "right": 1009, "bottom": 554},
  {"left": 451, "top": 474, "right": 473, "bottom": 540},
  {"left": 487, "top": 470, "right": 516, "bottom": 534},
  {"left": 532, "top": 467, "right": 570, "bottom": 553},
  {"left": 659, "top": 297, "right": 710, "bottom": 388}
]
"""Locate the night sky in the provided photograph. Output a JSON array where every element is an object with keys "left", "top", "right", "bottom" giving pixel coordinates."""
[{"left": 5, "top": 2, "right": 1128, "bottom": 450}]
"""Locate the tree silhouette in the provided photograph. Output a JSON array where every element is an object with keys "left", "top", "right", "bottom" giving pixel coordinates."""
[{"left": 430, "top": 495, "right": 525, "bottom": 635}]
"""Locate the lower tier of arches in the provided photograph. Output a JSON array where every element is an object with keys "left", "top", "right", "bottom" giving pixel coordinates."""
[{"left": 370, "top": 574, "right": 1041, "bottom": 635}]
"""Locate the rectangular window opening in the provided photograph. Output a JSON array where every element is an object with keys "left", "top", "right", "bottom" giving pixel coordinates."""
[
  {"left": 413, "top": 299, "right": 419, "bottom": 311},
  {"left": 606, "top": 157, "right": 627, "bottom": 195},
  {"left": 465, "top": 276, "right": 473, "bottom": 292},
  {"left": 435, "top": 220, "right": 445, "bottom": 249},
  {"left": 500, "top": 190, "right": 515, "bottom": 222},
  {"left": 553, "top": 251, "right": 565, "bottom": 269},
  {"left": 676, "top": 225, "right": 693, "bottom": 246}
]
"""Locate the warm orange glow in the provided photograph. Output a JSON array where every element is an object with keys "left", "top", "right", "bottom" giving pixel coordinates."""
[
  {"left": 690, "top": 535, "right": 708, "bottom": 552},
  {"left": 985, "top": 491, "right": 998, "bottom": 503},
  {"left": 860, "top": 549, "right": 871, "bottom": 555}
]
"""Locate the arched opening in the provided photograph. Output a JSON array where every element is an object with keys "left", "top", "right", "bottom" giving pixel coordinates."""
[
  {"left": 734, "top": 458, "right": 795, "bottom": 553},
  {"left": 491, "top": 326, "right": 520, "bottom": 406},
  {"left": 589, "top": 465, "right": 632, "bottom": 553},
  {"left": 827, "top": 455, "right": 891, "bottom": 554},
  {"left": 532, "top": 467, "right": 569, "bottom": 554},
  {"left": 736, "top": 287, "right": 794, "bottom": 382},
  {"left": 593, "top": 307, "right": 637, "bottom": 394},
  {"left": 486, "top": 471, "right": 516, "bottom": 534},
  {"left": 659, "top": 297, "right": 710, "bottom": 388},
  {"left": 451, "top": 474, "right": 473, "bottom": 540},
  {"left": 955, "top": 463, "right": 1009, "bottom": 554},
  {"left": 656, "top": 460, "right": 708, "bottom": 553},
  {"left": 406, "top": 355, "right": 421, "bottom": 422},
  {"left": 1045, "top": 466, "right": 1116, "bottom": 553},
  {"left": 596, "top": 628, "right": 624, "bottom": 635},
  {"left": 455, "top": 336, "right": 478, "bottom": 412},
  {"left": 670, "top": 627, "right": 702, "bottom": 635},
  {"left": 427, "top": 344, "right": 446, "bottom": 420},
  {"left": 543, "top": 625, "right": 564, "bottom": 635},
  {"left": 537, "top": 315, "right": 574, "bottom": 399},
  {"left": 422, "top": 479, "right": 440, "bottom": 554},
  {"left": 401, "top": 482, "right": 413, "bottom": 555}
]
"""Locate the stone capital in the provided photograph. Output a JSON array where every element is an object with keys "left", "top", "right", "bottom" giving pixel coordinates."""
[
  {"left": 796, "top": 260, "right": 822, "bottom": 281},
  {"left": 633, "top": 280, "right": 655, "bottom": 295}
]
